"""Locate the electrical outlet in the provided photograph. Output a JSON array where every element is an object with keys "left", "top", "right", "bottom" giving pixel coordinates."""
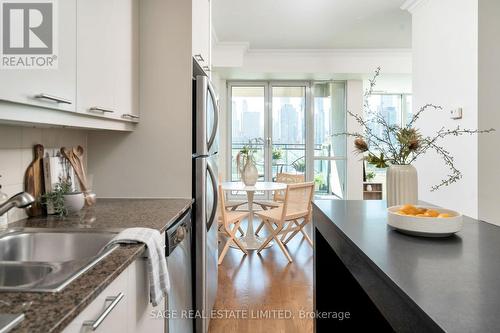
[{"left": 450, "top": 108, "right": 462, "bottom": 120}]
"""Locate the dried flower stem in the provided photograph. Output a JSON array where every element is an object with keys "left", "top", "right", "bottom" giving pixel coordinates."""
[{"left": 336, "top": 68, "right": 495, "bottom": 191}]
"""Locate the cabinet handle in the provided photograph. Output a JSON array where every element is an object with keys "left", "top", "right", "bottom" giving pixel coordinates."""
[
  {"left": 35, "top": 93, "right": 72, "bottom": 104},
  {"left": 122, "top": 113, "right": 139, "bottom": 120},
  {"left": 194, "top": 54, "right": 204, "bottom": 62},
  {"left": 89, "top": 106, "right": 115, "bottom": 114},
  {"left": 83, "top": 292, "right": 125, "bottom": 331}
]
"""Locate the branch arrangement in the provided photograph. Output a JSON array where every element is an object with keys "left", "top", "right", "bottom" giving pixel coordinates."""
[{"left": 337, "top": 67, "right": 495, "bottom": 191}]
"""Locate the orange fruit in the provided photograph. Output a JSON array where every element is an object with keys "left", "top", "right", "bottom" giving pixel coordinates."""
[
  {"left": 399, "top": 204, "right": 420, "bottom": 215},
  {"left": 424, "top": 209, "right": 440, "bottom": 218},
  {"left": 417, "top": 208, "right": 428, "bottom": 214}
]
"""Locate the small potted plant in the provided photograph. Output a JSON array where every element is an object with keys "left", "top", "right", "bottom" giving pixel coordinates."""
[
  {"left": 272, "top": 148, "right": 283, "bottom": 162},
  {"left": 42, "top": 179, "right": 84, "bottom": 216},
  {"left": 365, "top": 172, "right": 376, "bottom": 191}
]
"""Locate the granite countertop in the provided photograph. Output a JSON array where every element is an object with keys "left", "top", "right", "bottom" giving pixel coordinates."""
[
  {"left": 0, "top": 198, "right": 193, "bottom": 333},
  {"left": 313, "top": 199, "right": 500, "bottom": 332}
]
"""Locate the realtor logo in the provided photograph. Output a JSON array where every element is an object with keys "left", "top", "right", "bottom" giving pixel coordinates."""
[{"left": 0, "top": 0, "right": 58, "bottom": 69}]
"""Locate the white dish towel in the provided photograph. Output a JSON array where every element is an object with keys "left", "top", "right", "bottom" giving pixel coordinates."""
[{"left": 106, "top": 227, "right": 170, "bottom": 307}]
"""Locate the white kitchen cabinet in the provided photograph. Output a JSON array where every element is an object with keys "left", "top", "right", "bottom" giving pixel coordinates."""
[
  {"left": 0, "top": 0, "right": 77, "bottom": 112},
  {"left": 77, "top": 0, "right": 139, "bottom": 122},
  {"left": 128, "top": 258, "right": 166, "bottom": 332},
  {"left": 62, "top": 268, "right": 129, "bottom": 333},
  {"left": 129, "top": 231, "right": 166, "bottom": 332},
  {"left": 192, "top": 0, "right": 211, "bottom": 71},
  {"left": 63, "top": 232, "right": 166, "bottom": 333}
]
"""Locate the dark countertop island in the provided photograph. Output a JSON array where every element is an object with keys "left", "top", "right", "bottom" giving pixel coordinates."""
[
  {"left": 0, "top": 198, "right": 193, "bottom": 333},
  {"left": 313, "top": 199, "right": 500, "bottom": 333}
]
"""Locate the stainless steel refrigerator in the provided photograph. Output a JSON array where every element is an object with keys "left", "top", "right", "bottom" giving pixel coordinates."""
[{"left": 192, "top": 63, "right": 219, "bottom": 333}]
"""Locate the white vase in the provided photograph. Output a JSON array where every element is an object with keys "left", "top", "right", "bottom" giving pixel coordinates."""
[
  {"left": 386, "top": 165, "right": 418, "bottom": 207},
  {"left": 63, "top": 192, "right": 85, "bottom": 214},
  {"left": 241, "top": 160, "right": 258, "bottom": 186}
]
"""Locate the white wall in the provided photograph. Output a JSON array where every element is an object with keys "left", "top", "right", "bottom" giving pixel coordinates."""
[
  {"left": 346, "top": 81, "right": 364, "bottom": 200},
  {"left": 478, "top": 0, "right": 500, "bottom": 225},
  {"left": 0, "top": 125, "right": 87, "bottom": 223},
  {"left": 411, "top": 0, "right": 479, "bottom": 218},
  {"left": 364, "top": 74, "right": 412, "bottom": 94},
  {"left": 87, "top": 0, "right": 193, "bottom": 198}
]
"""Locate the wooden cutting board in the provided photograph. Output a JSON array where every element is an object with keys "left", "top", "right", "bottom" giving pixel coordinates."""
[{"left": 24, "top": 144, "right": 45, "bottom": 216}]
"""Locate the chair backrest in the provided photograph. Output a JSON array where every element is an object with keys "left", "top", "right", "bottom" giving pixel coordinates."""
[
  {"left": 281, "top": 182, "right": 315, "bottom": 221},
  {"left": 218, "top": 184, "right": 227, "bottom": 223},
  {"left": 274, "top": 173, "right": 305, "bottom": 201}
]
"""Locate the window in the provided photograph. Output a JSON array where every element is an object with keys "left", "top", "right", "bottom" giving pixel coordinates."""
[
  {"left": 364, "top": 94, "right": 412, "bottom": 181},
  {"left": 227, "top": 81, "right": 347, "bottom": 198},
  {"left": 312, "top": 82, "right": 347, "bottom": 199}
]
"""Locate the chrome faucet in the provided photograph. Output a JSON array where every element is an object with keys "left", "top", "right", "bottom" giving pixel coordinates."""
[{"left": 0, "top": 192, "right": 35, "bottom": 216}]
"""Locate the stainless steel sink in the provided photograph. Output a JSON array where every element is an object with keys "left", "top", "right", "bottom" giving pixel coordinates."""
[
  {"left": 0, "top": 262, "right": 54, "bottom": 288},
  {"left": 0, "top": 228, "right": 119, "bottom": 292}
]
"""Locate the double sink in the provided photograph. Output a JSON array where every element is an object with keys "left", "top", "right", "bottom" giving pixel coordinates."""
[{"left": 0, "top": 228, "right": 119, "bottom": 292}]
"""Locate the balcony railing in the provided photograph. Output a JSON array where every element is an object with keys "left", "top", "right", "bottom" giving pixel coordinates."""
[{"left": 230, "top": 142, "right": 346, "bottom": 198}]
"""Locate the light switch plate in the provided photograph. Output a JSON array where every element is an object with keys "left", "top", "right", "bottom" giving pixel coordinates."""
[{"left": 450, "top": 108, "right": 462, "bottom": 119}]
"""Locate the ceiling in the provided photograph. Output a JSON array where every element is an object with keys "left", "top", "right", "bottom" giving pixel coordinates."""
[{"left": 212, "top": 0, "right": 412, "bottom": 49}]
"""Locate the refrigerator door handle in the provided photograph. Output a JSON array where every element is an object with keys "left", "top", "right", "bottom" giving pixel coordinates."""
[
  {"left": 207, "top": 81, "right": 219, "bottom": 153},
  {"left": 206, "top": 160, "right": 218, "bottom": 232}
]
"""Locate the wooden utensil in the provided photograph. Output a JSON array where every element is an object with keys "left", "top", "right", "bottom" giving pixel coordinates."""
[
  {"left": 61, "top": 146, "right": 95, "bottom": 206},
  {"left": 61, "top": 147, "right": 88, "bottom": 191},
  {"left": 24, "top": 144, "right": 45, "bottom": 216},
  {"left": 72, "top": 145, "right": 96, "bottom": 205},
  {"left": 72, "top": 146, "right": 87, "bottom": 185}
]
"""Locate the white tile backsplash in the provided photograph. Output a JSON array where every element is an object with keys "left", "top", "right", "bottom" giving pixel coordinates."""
[{"left": 0, "top": 124, "right": 88, "bottom": 224}]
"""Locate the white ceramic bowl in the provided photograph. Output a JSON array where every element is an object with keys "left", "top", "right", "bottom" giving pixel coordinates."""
[{"left": 387, "top": 205, "right": 463, "bottom": 237}]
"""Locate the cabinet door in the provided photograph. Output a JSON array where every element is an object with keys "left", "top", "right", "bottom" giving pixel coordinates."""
[
  {"left": 113, "top": 0, "right": 139, "bottom": 121},
  {"left": 128, "top": 234, "right": 166, "bottom": 333},
  {"left": 62, "top": 268, "right": 129, "bottom": 333},
  {"left": 77, "top": 0, "right": 139, "bottom": 121},
  {"left": 76, "top": 0, "right": 116, "bottom": 118},
  {"left": 192, "top": 0, "right": 210, "bottom": 66},
  {"left": 0, "top": 0, "right": 76, "bottom": 112}
]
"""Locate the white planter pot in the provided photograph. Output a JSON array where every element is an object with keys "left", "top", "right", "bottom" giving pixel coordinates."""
[
  {"left": 386, "top": 165, "right": 418, "bottom": 207},
  {"left": 63, "top": 192, "right": 85, "bottom": 214}
]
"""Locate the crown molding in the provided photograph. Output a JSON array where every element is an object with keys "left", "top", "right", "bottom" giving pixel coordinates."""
[
  {"left": 401, "top": 0, "right": 426, "bottom": 13},
  {"left": 245, "top": 48, "right": 411, "bottom": 57}
]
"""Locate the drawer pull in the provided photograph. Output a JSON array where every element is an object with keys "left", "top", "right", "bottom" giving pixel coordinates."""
[
  {"left": 83, "top": 292, "right": 124, "bottom": 331},
  {"left": 35, "top": 93, "right": 72, "bottom": 104},
  {"left": 89, "top": 106, "right": 115, "bottom": 113},
  {"left": 122, "top": 113, "right": 139, "bottom": 120}
]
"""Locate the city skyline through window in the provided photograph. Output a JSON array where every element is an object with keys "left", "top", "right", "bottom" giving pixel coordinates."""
[{"left": 228, "top": 81, "right": 347, "bottom": 199}]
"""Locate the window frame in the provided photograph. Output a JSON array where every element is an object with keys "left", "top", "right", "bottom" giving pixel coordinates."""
[{"left": 226, "top": 80, "right": 348, "bottom": 198}]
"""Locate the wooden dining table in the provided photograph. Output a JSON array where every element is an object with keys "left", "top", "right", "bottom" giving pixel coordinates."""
[{"left": 221, "top": 181, "right": 287, "bottom": 250}]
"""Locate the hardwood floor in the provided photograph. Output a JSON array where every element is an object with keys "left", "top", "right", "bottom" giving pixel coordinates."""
[{"left": 209, "top": 220, "right": 314, "bottom": 333}]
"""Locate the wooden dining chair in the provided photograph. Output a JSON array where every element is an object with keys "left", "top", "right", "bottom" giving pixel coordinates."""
[
  {"left": 254, "top": 173, "right": 305, "bottom": 236},
  {"left": 218, "top": 175, "right": 247, "bottom": 212},
  {"left": 217, "top": 175, "right": 246, "bottom": 236},
  {"left": 218, "top": 185, "right": 249, "bottom": 265},
  {"left": 255, "top": 182, "right": 314, "bottom": 263}
]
